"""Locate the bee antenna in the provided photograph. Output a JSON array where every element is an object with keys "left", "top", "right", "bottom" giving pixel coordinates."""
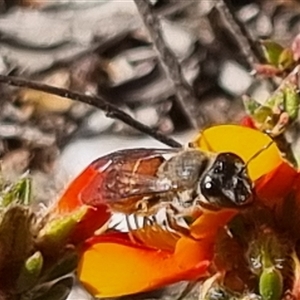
[
  {"left": 240, "top": 140, "right": 274, "bottom": 173},
  {"left": 189, "top": 131, "right": 215, "bottom": 151}
]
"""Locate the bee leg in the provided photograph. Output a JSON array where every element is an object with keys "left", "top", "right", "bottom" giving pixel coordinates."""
[
  {"left": 94, "top": 220, "right": 110, "bottom": 235},
  {"left": 125, "top": 215, "right": 140, "bottom": 244},
  {"left": 165, "top": 207, "right": 191, "bottom": 237},
  {"left": 149, "top": 215, "right": 158, "bottom": 225},
  {"left": 127, "top": 214, "right": 154, "bottom": 245},
  {"left": 133, "top": 214, "right": 141, "bottom": 229},
  {"left": 144, "top": 216, "right": 155, "bottom": 226},
  {"left": 135, "top": 199, "right": 150, "bottom": 215}
]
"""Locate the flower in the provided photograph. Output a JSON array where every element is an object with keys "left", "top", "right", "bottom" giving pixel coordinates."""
[
  {"left": 72, "top": 125, "right": 297, "bottom": 298},
  {"left": 77, "top": 209, "right": 236, "bottom": 297}
]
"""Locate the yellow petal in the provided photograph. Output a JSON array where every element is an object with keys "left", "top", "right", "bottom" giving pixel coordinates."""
[{"left": 192, "top": 125, "right": 282, "bottom": 180}]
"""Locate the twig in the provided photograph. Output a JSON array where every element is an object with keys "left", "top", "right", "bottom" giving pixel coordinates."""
[
  {"left": 216, "top": 0, "right": 264, "bottom": 68},
  {"left": 133, "top": 0, "right": 202, "bottom": 129},
  {"left": 0, "top": 74, "right": 182, "bottom": 148}
]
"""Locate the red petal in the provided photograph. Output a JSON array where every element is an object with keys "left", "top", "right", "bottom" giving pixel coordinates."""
[
  {"left": 54, "top": 165, "right": 101, "bottom": 213},
  {"left": 240, "top": 116, "right": 257, "bottom": 129},
  {"left": 255, "top": 161, "right": 298, "bottom": 208},
  {"left": 69, "top": 205, "right": 111, "bottom": 244},
  {"left": 51, "top": 164, "right": 112, "bottom": 243}
]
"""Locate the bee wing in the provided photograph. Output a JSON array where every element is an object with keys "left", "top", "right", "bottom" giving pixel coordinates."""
[
  {"left": 104, "top": 170, "right": 176, "bottom": 199},
  {"left": 91, "top": 148, "right": 180, "bottom": 171},
  {"left": 79, "top": 148, "right": 181, "bottom": 208}
]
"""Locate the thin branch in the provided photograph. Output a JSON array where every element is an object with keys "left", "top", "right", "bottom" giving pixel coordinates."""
[
  {"left": 133, "top": 0, "right": 202, "bottom": 129},
  {"left": 216, "top": 0, "right": 264, "bottom": 69},
  {"left": 0, "top": 74, "right": 182, "bottom": 148}
]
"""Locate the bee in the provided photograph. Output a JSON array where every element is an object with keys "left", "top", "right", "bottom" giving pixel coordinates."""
[{"left": 77, "top": 146, "right": 254, "bottom": 217}]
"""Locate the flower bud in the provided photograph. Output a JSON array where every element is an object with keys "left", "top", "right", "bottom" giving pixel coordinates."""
[
  {"left": 259, "top": 267, "right": 283, "bottom": 300},
  {"left": 16, "top": 251, "right": 43, "bottom": 292}
]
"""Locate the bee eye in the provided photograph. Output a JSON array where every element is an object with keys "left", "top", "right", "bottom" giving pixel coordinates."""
[
  {"left": 201, "top": 175, "right": 219, "bottom": 199},
  {"left": 199, "top": 152, "right": 253, "bottom": 209},
  {"left": 204, "top": 180, "right": 213, "bottom": 190},
  {"left": 213, "top": 161, "right": 223, "bottom": 174}
]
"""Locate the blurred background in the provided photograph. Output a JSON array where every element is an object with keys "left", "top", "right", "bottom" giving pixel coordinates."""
[{"left": 0, "top": 0, "right": 300, "bottom": 298}]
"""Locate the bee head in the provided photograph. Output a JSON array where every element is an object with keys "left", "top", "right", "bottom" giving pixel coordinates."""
[{"left": 199, "top": 152, "right": 253, "bottom": 209}]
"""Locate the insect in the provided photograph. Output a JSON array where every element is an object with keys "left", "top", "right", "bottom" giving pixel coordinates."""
[{"left": 76, "top": 146, "right": 254, "bottom": 217}]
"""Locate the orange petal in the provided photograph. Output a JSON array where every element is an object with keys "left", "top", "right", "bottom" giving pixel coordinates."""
[
  {"left": 174, "top": 236, "right": 214, "bottom": 267},
  {"left": 77, "top": 235, "right": 210, "bottom": 298},
  {"left": 132, "top": 224, "right": 179, "bottom": 252},
  {"left": 189, "top": 209, "right": 237, "bottom": 240},
  {"left": 77, "top": 209, "right": 235, "bottom": 298},
  {"left": 192, "top": 125, "right": 282, "bottom": 181},
  {"left": 173, "top": 210, "right": 237, "bottom": 268}
]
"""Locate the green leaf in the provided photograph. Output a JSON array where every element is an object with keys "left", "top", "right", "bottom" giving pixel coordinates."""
[
  {"left": 1, "top": 177, "right": 32, "bottom": 207},
  {"left": 278, "top": 48, "right": 294, "bottom": 70},
  {"left": 22, "top": 277, "right": 73, "bottom": 300},
  {"left": 283, "top": 84, "right": 300, "bottom": 121},
  {"left": 253, "top": 106, "right": 273, "bottom": 125},
  {"left": 0, "top": 206, "right": 34, "bottom": 276},
  {"left": 266, "top": 90, "right": 284, "bottom": 109},
  {"left": 265, "top": 83, "right": 300, "bottom": 124},
  {"left": 243, "top": 96, "right": 261, "bottom": 115},
  {"left": 34, "top": 277, "right": 73, "bottom": 300},
  {"left": 38, "top": 208, "right": 86, "bottom": 249},
  {"left": 261, "top": 40, "right": 284, "bottom": 66},
  {"left": 16, "top": 251, "right": 44, "bottom": 293}
]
